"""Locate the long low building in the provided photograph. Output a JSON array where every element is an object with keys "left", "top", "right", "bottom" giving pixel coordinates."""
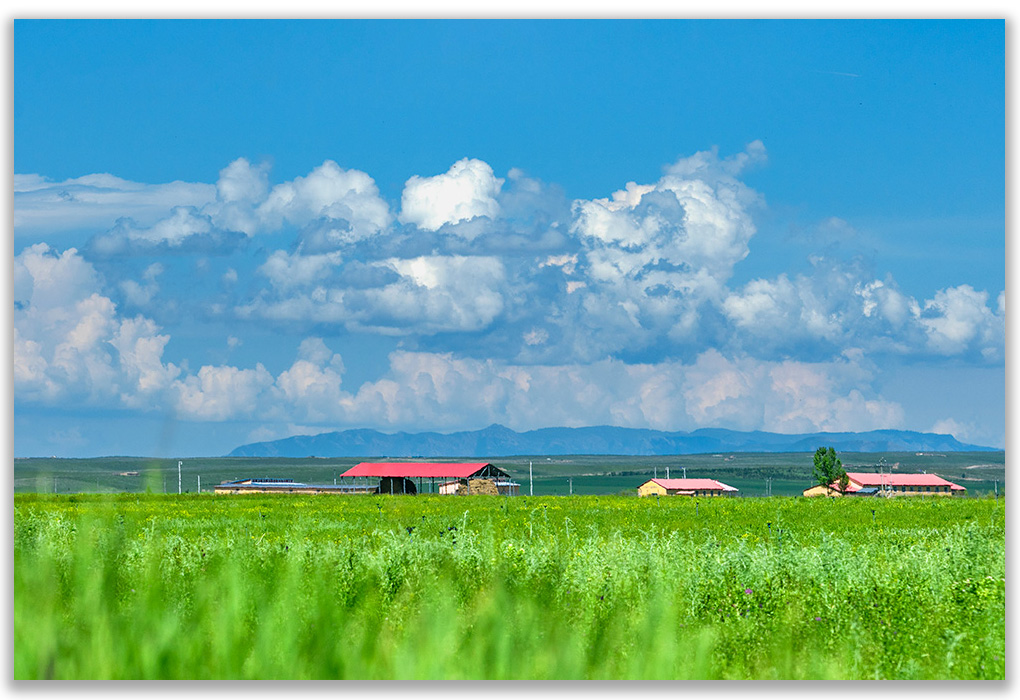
[
  {"left": 637, "top": 478, "right": 738, "bottom": 497},
  {"left": 802, "top": 472, "right": 966, "bottom": 497},
  {"left": 214, "top": 478, "right": 377, "bottom": 495},
  {"left": 339, "top": 462, "right": 520, "bottom": 495}
]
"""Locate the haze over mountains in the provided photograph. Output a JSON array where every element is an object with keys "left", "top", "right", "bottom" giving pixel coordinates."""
[{"left": 228, "top": 424, "right": 996, "bottom": 458}]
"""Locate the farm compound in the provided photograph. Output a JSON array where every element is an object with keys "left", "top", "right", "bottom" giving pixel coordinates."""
[
  {"left": 802, "top": 472, "right": 967, "bottom": 497},
  {"left": 637, "top": 478, "right": 739, "bottom": 497},
  {"left": 338, "top": 462, "right": 521, "bottom": 496}
]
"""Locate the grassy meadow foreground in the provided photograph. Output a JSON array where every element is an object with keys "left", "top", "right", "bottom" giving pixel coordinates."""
[{"left": 14, "top": 493, "right": 1004, "bottom": 679}]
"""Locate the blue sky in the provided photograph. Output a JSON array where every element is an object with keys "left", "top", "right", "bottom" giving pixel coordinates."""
[{"left": 11, "top": 19, "right": 1005, "bottom": 457}]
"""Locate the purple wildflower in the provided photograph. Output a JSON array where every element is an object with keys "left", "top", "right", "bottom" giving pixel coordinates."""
[
  {"left": 814, "top": 616, "right": 822, "bottom": 621},
  {"left": 744, "top": 588, "right": 753, "bottom": 595}
]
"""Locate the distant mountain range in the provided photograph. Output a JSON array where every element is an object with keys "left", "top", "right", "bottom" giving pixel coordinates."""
[{"left": 227, "top": 424, "right": 998, "bottom": 458}]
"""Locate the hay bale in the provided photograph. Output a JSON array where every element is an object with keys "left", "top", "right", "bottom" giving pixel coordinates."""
[{"left": 467, "top": 478, "right": 499, "bottom": 496}]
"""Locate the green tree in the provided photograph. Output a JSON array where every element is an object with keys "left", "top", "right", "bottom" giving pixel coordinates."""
[
  {"left": 813, "top": 446, "right": 846, "bottom": 496},
  {"left": 836, "top": 470, "right": 851, "bottom": 495}
]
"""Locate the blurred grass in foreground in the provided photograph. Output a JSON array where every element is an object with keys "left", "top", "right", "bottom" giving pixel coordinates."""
[{"left": 13, "top": 494, "right": 1005, "bottom": 679}]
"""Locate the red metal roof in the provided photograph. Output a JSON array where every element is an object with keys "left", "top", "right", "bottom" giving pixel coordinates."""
[
  {"left": 844, "top": 472, "right": 965, "bottom": 491},
  {"left": 649, "top": 478, "right": 738, "bottom": 492},
  {"left": 340, "top": 462, "right": 494, "bottom": 478}
]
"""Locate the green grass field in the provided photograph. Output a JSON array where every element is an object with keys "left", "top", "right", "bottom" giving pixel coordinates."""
[{"left": 14, "top": 492, "right": 1005, "bottom": 679}]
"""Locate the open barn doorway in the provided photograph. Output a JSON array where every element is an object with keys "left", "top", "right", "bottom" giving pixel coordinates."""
[{"left": 378, "top": 476, "right": 417, "bottom": 495}]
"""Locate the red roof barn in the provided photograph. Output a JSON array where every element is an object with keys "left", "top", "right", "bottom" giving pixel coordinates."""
[
  {"left": 803, "top": 472, "right": 966, "bottom": 497},
  {"left": 339, "top": 462, "right": 519, "bottom": 495}
]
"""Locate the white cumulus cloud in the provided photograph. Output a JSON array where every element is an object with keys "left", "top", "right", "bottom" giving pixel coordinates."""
[
  {"left": 171, "top": 364, "right": 275, "bottom": 421},
  {"left": 243, "top": 254, "right": 507, "bottom": 336},
  {"left": 88, "top": 206, "right": 245, "bottom": 256},
  {"left": 919, "top": 284, "right": 1004, "bottom": 357},
  {"left": 573, "top": 141, "right": 764, "bottom": 281},
  {"left": 558, "top": 141, "right": 766, "bottom": 356},
  {"left": 256, "top": 160, "right": 393, "bottom": 241},
  {"left": 722, "top": 262, "right": 1005, "bottom": 361},
  {"left": 399, "top": 158, "right": 504, "bottom": 234},
  {"left": 13, "top": 244, "right": 181, "bottom": 406},
  {"left": 320, "top": 348, "right": 902, "bottom": 435},
  {"left": 11, "top": 244, "right": 912, "bottom": 440},
  {"left": 78, "top": 158, "right": 393, "bottom": 255},
  {"left": 13, "top": 144, "right": 1004, "bottom": 448},
  {"left": 357, "top": 255, "right": 507, "bottom": 333},
  {"left": 204, "top": 157, "right": 272, "bottom": 236},
  {"left": 929, "top": 417, "right": 973, "bottom": 442},
  {"left": 258, "top": 250, "right": 343, "bottom": 292}
]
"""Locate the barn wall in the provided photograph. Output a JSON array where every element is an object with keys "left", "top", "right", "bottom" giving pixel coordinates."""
[{"left": 637, "top": 481, "right": 667, "bottom": 497}]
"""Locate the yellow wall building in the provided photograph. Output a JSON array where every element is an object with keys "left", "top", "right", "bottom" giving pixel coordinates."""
[{"left": 637, "top": 478, "right": 738, "bottom": 497}]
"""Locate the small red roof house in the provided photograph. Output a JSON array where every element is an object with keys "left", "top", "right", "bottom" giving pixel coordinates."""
[
  {"left": 339, "top": 462, "right": 519, "bottom": 495},
  {"left": 803, "top": 472, "right": 966, "bottom": 497},
  {"left": 637, "top": 478, "right": 738, "bottom": 498}
]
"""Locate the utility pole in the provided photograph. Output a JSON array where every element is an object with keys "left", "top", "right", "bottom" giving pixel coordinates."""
[
  {"left": 529, "top": 461, "right": 533, "bottom": 496},
  {"left": 666, "top": 466, "right": 670, "bottom": 479},
  {"left": 178, "top": 461, "right": 182, "bottom": 494},
  {"left": 879, "top": 457, "right": 888, "bottom": 497},
  {"left": 569, "top": 477, "right": 573, "bottom": 495},
  {"left": 683, "top": 466, "right": 687, "bottom": 479},
  {"left": 198, "top": 475, "right": 201, "bottom": 493}
]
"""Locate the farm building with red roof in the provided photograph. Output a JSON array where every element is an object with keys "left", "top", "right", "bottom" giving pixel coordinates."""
[
  {"left": 338, "top": 462, "right": 519, "bottom": 495},
  {"left": 637, "top": 478, "right": 738, "bottom": 498},
  {"left": 802, "top": 472, "right": 966, "bottom": 497}
]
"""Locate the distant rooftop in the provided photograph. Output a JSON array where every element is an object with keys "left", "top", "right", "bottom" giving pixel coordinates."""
[
  {"left": 217, "top": 478, "right": 371, "bottom": 492},
  {"left": 648, "top": 478, "right": 738, "bottom": 492},
  {"left": 844, "top": 472, "right": 966, "bottom": 491}
]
